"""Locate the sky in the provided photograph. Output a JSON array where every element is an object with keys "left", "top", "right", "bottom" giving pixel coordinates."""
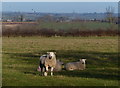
[{"left": 2, "top": 2, "right": 118, "bottom": 13}]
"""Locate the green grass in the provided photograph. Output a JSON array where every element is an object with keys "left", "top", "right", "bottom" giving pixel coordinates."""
[
  {"left": 38, "top": 21, "right": 118, "bottom": 31},
  {"left": 2, "top": 36, "right": 119, "bottom": 86}
]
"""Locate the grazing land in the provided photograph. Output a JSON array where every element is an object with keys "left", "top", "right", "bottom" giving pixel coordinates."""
[
  {"left": 38, "top": 21, "right": 118, "bottom": 31},
  {"left": 2, "top": 21, "right": 118, "bottom": 37},
  {"left": 2, "top": 36, "right": 119, "bottom": 86}
]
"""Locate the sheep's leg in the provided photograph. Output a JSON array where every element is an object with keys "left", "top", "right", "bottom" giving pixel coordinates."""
[
  {"left": 39, "top": 63, "right": 42, "bottom": 76},
  {"left": 41, "top": 67, "right": 44, "bottom": 76},
  {"left": 40, "top": 61, "right": 44, "bottom": 76},
  {"left": 50, "top": 67, "right": 54, "bottom": 76},
  {"left": 44, "top": 66, "right": 48, "bottom": 76}
]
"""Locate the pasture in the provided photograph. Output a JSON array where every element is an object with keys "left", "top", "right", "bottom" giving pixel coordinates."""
[
  {"left": 2, "top": 21, "right": 118, "bottom": 37},
  {"left": 38, "top": 21, "right": 118, "bottom": 31},
  {"left": 2, "top": 36, "right": 119, "bottom": 86}
]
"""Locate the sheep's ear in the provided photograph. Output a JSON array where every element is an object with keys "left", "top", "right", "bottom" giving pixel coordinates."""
[
  {"left": 59, "top": 59, "right": 62, "bottom": 62},
  {"left": 79, "top": 59, "right": 82, "bottom": 61},
  {"left": 47, "top": 52, "right": 50, "bottom": 54},
  {"left": 54, "top": 52, "right": 56, "bottom": 54},
  {"left": 82, "top": 58, "right": 86, "bottom": 60},
  {"left": 83, "top": 59, "right": 86, "bottom": 61}
]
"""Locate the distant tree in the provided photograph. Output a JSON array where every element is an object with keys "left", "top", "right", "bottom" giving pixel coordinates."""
[
  {"left": 37, "top": 14, "right": 55, "bottom": 22},
  {"left": 105, "top": 6, "right": 115, "bottom": 23},
  {"left": 20, "top": 15, "right": 24, "bottom": 22}
]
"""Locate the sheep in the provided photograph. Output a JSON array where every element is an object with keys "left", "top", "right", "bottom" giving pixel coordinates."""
[
  {"left": 37, "top": 59, "right": 64, "bottom": 72},
  {"left": 39, "top": 52, "right": 57, "bottom": 76},
  {"left": 65, "top": 59, "right": 86, "bottom": 71},
  {"left": 53, "top": 59, "right": 64, "bottom": 72}
]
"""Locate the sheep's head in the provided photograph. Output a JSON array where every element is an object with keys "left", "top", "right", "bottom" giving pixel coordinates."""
[
  {"left": 80, "top": 59, "right": 86, "bottom": 64},
  {"left": 47, "top": 52, "right": 56, "bottom": 59},
  {"left": 57, "top": 59, "right": 64, "bottom": 65}
]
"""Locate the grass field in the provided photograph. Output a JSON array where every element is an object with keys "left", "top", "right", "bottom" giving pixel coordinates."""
[
  {"left": 2, "top": 36, "right": 119, "bottom": 86},
  {"left": 3, "top": 21, "right": 118, "bottom": 37},
  {"left": 38, "top": 21, "right": 118, "bottom": 31}
]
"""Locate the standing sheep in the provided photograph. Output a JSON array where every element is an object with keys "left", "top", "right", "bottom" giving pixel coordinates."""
[
  {"left": 65, "top": 59, "right": 86, "bottom": 71},
  {"left": 37, "top": 59, "right": 64, "bottom": 72},
  {"left": 39, "top": 52, "right": 57, "bottom": 76}
]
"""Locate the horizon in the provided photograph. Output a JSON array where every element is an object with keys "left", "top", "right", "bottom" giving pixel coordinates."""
[
  {"left": 2, "top": 2, "right": 118, "bottom": 13},
  {"left": 2, "top": 11, "right": 119, "bottom": 14}
]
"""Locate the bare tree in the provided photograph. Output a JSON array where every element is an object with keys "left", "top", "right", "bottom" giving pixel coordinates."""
[
  {"left": 37, "top": 14, "right": 55, "bottom": 22},
  {"left": 106, "top": 6, "right": 115, "bottom": 23},
  {"left": 20, "top": 15, "right": 24, "bottom": 22}
]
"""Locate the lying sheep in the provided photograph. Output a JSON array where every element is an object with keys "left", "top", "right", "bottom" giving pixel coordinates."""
[
  {"left": 37, "top": 59, "right": 64, "bottom": 72},
  {"left": 54, "top": 59, "right": 64, "bottom": 72},
  {"left": 65, "top": 59, "right": 86, "bottom": 71}
]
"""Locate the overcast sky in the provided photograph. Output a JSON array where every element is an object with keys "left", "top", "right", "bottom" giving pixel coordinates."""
[{"left": 2, "top": 2, "right": 118, "bottom": 13}]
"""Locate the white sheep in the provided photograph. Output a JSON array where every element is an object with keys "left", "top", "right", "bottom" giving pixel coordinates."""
[
  {"left": 37, "top": 59, "right": 64, "bottom": 72},
  {"left": 65, "top": 59, "right": 86, "bottom": 71},
  {"left": 53, "top": 59, "right": 64, "bottom": 72}
]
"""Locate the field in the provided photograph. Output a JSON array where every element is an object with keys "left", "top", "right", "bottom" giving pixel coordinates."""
[
  {"left": 38, "top": 21, "right": 118, "bottom": 31},
  {"left": 2, "top": 36, "right": 119, "bottom": 86},
  {"left": 2, "top": 21, "right": 118, "bottom": 37}
]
